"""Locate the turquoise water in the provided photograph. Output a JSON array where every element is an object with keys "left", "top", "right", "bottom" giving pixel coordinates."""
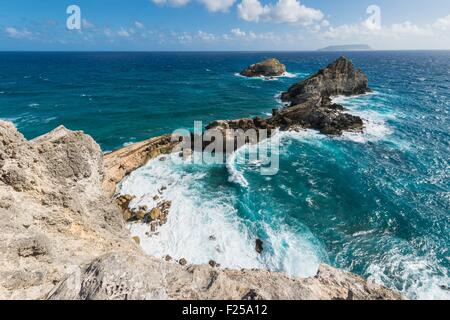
[{"left": 1, "top": 51, "right": 449, "bottom": 299}]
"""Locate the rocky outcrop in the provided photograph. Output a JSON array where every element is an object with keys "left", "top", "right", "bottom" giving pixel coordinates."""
[
  {"left": 0, "top": 121, "right": 136, "bottom": 300},
  {"left": 240, "top": 58, "right": 286, "bottom": 78},
  {"left": 48, "top": 252, "right": 403, "bottom": 300},
  {"left": 102, "top": 135, "right": 177, "bottom": 197},
  {"left": 281, "top": 56, "right": 371, "bottom": 105},
  {"left": 0, "top": 121, "right": 403, "bottom": 300},
  {"left": 210, "top": 57, "right": 368, "bottom": 136}
]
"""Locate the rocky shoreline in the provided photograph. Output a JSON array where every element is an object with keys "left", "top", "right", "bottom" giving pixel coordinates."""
[{"left": 0, "top": 57, "right": 404, "bottom": 300}]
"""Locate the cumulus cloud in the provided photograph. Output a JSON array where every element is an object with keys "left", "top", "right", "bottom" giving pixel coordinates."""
[
  {"left": 82, "top": 19, "right": 95, "bottom": 29},
  {"left": 117, "top": 28, "right": 131, "bottom": 37},
  {"left": 134, "top": 21, "right": 145, "bottom": 29},
  {"left": 237, "top": 0, "right": 269, "bottom": 22},
  {"left": 151, "top": 0, "right": 235, "bottom": 12},
  {"left": 237, "top": 0, "right": 323, "bottom": 24},
  {"left": 199, "top": 0, "right": 235, "bottom": 12},
  {"left": 433, "top": 15, "right": 450, "bottom": 30},
  {"left": 5, "top": 27, "right": 32, "bottom": 39},
  {"left": 197, "top": 30, "right": 216, "bottom": 41},
  {"left": 230, "top": 28, "right": 246, "bottom": 37},
  {"left": 151, "top": 0, "right": 190, "bottom": 7}
]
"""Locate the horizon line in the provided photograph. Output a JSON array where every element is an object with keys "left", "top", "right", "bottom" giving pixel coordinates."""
[{"left": 0, "top": 49, "right": 449, "bottom": 53}]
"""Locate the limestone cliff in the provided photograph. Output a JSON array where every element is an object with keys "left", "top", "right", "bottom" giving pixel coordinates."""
[{"left": 0, "top": 121, "right": 403, "bottom": 300}]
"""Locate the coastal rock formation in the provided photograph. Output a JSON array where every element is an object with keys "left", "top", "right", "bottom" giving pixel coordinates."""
[
  {"left": 0, "top": 121, "right": 136, "bottom": 299},
  {"left": 102, "top": 135, "right": 177, "bottom": 197},
  {"left": 209, "top": 56, "right": 368, "bottom": 136},
  {"left": 281, "top": 56, "right": 370, "bottom": 105},
  {"left": 0, "top": 121, "right": 403, "bottom": 300},
  {"left": 47, "top": 252, "right": 403, "bottom": 300},
  {"left": 240, "top": 58, "right": 286, "bottom": 78}
]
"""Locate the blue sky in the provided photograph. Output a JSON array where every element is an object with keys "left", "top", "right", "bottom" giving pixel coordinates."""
[{"left": 0, "top": 0, "right": 449, "bottom": 50}]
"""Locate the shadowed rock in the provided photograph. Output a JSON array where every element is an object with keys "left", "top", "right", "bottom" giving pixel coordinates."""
[{"left": 281, "top": 56, "right": 371, "bottom": 105}]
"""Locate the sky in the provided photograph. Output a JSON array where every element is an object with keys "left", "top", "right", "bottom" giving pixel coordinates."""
[{"left": 0, "top": 0, "right": 449, "bottom": 51}]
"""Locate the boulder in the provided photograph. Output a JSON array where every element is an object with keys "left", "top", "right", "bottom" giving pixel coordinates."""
[
  {"left": 150, "top": 207, "right": 162, "bottom": 220},
  {"left": 255, "top": 239, "right": 263, "bottom": 254}
]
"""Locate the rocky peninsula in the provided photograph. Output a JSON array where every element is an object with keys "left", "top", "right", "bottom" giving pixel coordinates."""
[{"left": 0, "top": 57, "right": 403, "bottom": 300}]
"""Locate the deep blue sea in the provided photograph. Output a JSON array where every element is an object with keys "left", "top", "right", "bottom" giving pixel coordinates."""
[{"left": 0, "top": 51, "right": 449, "bottom": 299}]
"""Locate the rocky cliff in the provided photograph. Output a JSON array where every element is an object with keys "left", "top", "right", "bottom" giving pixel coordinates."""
[{"left": 0, "top": 121, "right": 403, "bottom": 300}]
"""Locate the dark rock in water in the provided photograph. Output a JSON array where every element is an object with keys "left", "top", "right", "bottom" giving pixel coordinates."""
[
  {"left": 255, "top": 239, "right": 263, "bottom": 254},
  {"left": 209, "top": 235, "right": 216, "bottom": 241},
  {"left": 209, "top": 260, "right": 217, "bottom": 267},
  {"left": 269, "top": 96, "right": 364, "bottom": 135},
  {"left": 200, "top": 57, "right": 368, "bottom": 146},
  {"left": 281, "top": 56, "right": 371, "bottom": 105},
  {"left": 164, "top": 255, "right": 172, "bottom": 262},
  {"left": 179, "top": 258, "right": 187, "bottom": 266},
  {"left": 240, "top": 58, "right": 286, "bottom": 78}
]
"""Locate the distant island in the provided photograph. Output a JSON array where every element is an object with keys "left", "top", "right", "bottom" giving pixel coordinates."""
[{"left": 318, "top": 44, "right": 373, "bottom": 52}]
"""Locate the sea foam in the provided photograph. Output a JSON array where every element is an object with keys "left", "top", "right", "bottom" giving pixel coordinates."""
[{"left": 119, "top": 151, "right": 323, "bottom": 278}]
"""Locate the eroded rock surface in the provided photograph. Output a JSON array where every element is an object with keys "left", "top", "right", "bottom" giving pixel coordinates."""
[
  {"left": 0, "top": 121, "right": 135, "bottom": 300},
  {"left": 102, "top": 135, "right": 177, "bottom": 197},
  {"left": 47, "top": 252, "right": 404, "bottom": 300}
]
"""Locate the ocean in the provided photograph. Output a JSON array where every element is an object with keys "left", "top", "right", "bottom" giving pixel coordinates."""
[{"left": 0, "top": 51, "right": 449, "bottom": 299}]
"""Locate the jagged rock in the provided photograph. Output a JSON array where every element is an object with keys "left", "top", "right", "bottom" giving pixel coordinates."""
[
  {"left": 0, "top": 121, "right": 134, "bottom": 300},
  {"left": 240, "top": 58, "right": 286, "bottom": 78},
  {"left": 255, "top": 239, "right": 264, "bottom": 254},
  {"left": 135, "top": 210, "right": 146, "bottom": 220},
  {"left": 132, "top": 236, "right": 140, "bottom": 245},
  {"left": 206, "top": 57, "right": 368, "bottom": 137},
  {"left": 149, "top": 208, "right": 162, "bottom": 220},
  {"left": 209, "top": 260, "right": 217, "bottom": 268},
  {"left": 281, "top": 56, "right": 370, "bottom": 105},
  {"left": 115, "top": 194, "right": 134, "bottom": 211},
  {"left": 164, "top": 255, "right": 172, "bottom": 262},
  {"left": 179, "top": 258, "right": 187, "bottom": 266},
  {"left": 242, "top": 289, "right": 262, "bottom": 300},
  {"left": 47, "top": 252, "right": 404, "bottom": 300},
  {"left": 102, "top": 135, "right": 177, "bottom": 197}
]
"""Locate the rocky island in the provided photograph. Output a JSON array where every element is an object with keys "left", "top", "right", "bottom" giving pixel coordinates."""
[
  {"left": 210, "top": 56, "right": 369, "bottom": 136},
  {"left": 0, "top": 57, "right": 403, "bottom": 300},
  {"left": 239, "top": 58, "right": 287, "bottom": 78}
]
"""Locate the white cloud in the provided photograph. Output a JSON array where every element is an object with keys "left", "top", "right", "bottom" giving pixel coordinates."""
[
  {"left": 270, "top": 0, "right": 323, "bottom": 24},
  {"left": 82, "top": 19, "right": 95, "bottom": 29},
  {"left": 5, "top": 27, "right": 32, "bottom": 39},
  {"left": 237, "top": 0, "right": 323, "bottom": 25},
  {"left": 197, "top": 30, "right": 216, "bottom": 41},
  {"left": 433, "top": 15, "right": 450, "bottom": 30},
  {"left": 151, "top": 0, "right": 190, "bottom": 7},
  {"left": 199, "top": 0, "right": 235, "bottom": 12},
  {"left": 231, "top": 28, "right": 246, "bottom": 37},
  {"left": 117, "top": 28, "right": 131, "bottom": 37},
  {"left": 134, "top": 21, "right": 145, "bottom": 29},
  {"left": 237, "top": 0, "right": 269, "bottom": 22}
]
